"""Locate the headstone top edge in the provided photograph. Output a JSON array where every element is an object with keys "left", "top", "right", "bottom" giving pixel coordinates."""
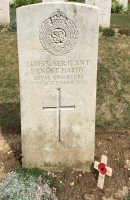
[{"left": 16, "top": 2, "right": 99, "bottom": 12}]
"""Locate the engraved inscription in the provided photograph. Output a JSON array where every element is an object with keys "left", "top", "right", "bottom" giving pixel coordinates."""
[
  {"left": 39, "top": 9, "right": 78, "bottom": 56},
  {"left": 24, "top": 142, "right": 93, "bottom": 152},
  {"left": 25, "top": 59, "right": 90, "bottom": 86},
  {"left": 43, "top": 88, "right": 75, "bottom": 142}
]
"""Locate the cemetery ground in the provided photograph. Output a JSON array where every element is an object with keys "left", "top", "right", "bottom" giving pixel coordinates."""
[
  {"left": 0, "top": 4, "right": 130, "bottom": 200},
  {"left": 111, "top": 2, "right": 130, "bottom": 28}
]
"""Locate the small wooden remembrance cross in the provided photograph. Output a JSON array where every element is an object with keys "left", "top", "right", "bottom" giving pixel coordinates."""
[
  {"left": 94, "top": 155, "right": 112, "bottom": 189},
  {"left": 43, "top": 88, "right": 75, "bottom": 142}
]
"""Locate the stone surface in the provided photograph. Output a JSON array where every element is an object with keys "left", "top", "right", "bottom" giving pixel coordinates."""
[
  {"left": 85, "top": 0, "right": 111, "bottom": 27},
  {"left": 0, "top": 0, "right": 10, "bottom": 25},
  {"left": 17, "top": 3, "right": 99, "bottom": 171},
  {"left": 117, "top": 0, "right": 128, "bottom": 9},
  {"left": 85, "top": 0, "right": 98, "bottom": 6}
]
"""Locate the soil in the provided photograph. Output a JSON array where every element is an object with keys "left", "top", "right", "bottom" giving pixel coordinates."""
[{"left": 0, "top": 127, "right": 130, "bottom": 200}]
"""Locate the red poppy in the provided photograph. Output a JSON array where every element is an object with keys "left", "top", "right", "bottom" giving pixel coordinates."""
[{"left": 98, "top": 163, "right": 107, "bottom": 175}]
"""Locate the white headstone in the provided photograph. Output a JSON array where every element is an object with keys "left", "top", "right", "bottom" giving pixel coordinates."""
[
  {"left": 117, "top": 0, "right": 128, "bottom": 9},
  {"left": 85, "top": 0, "right": 111, "bottom": 28},
  {"left": 0, "top": 0, "right": 10, "bottom": 25},
  {"left": 17, "top": 3, "right": 99, "bottom": 171}
]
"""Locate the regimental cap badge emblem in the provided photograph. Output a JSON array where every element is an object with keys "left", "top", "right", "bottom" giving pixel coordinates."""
[{"left": 39, "top": 9, "right": 78, "bottom": 56}]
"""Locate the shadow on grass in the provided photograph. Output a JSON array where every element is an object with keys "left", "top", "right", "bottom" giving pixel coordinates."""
[
  {"left": 0, "top": 102, "right": 21, "bottom": 132},
  {"left": 0, "top": 103, "right": 21, "bottom": 166}
]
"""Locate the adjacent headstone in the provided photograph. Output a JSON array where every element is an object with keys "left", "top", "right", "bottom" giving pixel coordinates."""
[
  {"left": 94, "top": 155, "right": 112, "bottom": 189},
  {"left": 17, "top": 3, "right": 99, "bottom": 171},
  {"left": 85, "top": 0, "right": 111, "bottom": 28},
  {"left": 117, "top": 0, "right": 128, "bottom": 9},
  {"left": 85, "top": 0, "right": 98, "bottom": 6},
  {"left": 0, "top": 0, "right": 10, "bottom": 25}
]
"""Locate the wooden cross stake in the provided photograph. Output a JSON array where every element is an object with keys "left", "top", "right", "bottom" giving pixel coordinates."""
[{"left": 94, "top": 155, "right": 112, "bottom": 189}]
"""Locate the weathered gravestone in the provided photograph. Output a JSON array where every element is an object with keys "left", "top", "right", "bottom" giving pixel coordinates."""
[
  {"left": 117, "top": 0, "right": 128, "bottom": 9},
  {"left": 85, "top": 0, "right": 111, "bottom": 28},
  {"left": 0, "top": 0, "right": 10, "bottom": 25},
  {"left": 17, "top": 2, "right": 99, "bottom": 171}
]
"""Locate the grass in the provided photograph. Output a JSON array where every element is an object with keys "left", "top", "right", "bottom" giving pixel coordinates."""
[
  {"left": 16, "top": 167, "right": 43, "bottom": 179},
  {"left": 0, "top": 7, "right": 130, "bottom": 129},
  {"left": 111, "top": 2, "right": 130, "bottom": 28},
  {"left": 0, "top": 31, "right": 20, "bottom": 127},
  {"left": 96, "top": 36, "right": 130, "bottom": 127},
  {"left": 10, "top": 7, "right": 16, "bottom": 21}
]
